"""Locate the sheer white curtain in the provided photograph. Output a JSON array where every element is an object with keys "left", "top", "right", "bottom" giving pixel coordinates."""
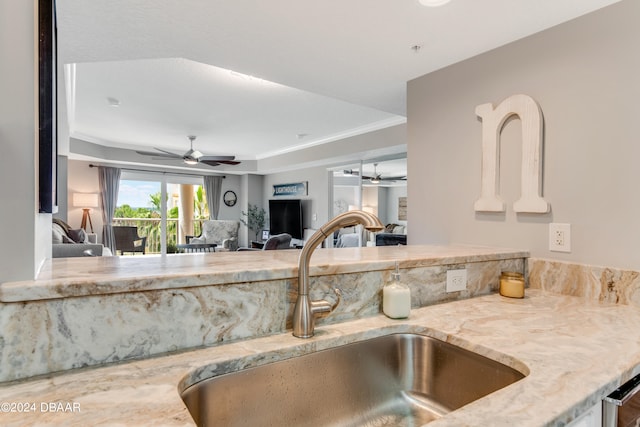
[
  {"left": 204, "top": 175, "right": 223, "bottom": 219},
  {"left": 98, "top": 166, "right": 121, "bottom": 253}
]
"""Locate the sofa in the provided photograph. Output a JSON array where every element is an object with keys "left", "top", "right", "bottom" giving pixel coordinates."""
[
  {"left": 334, "top": 226, "right": 362, "bottom": 248},
  {"left": 375, "top": 223, "right": 407, "bottom": 246},
  {"left": 189, "top": 220, "right": 240, "bottom": 252},
  {"left": 335, "top": 223, "right": 408, "bottom": 248},
  {"left": 52, "top": 218, "right": 112, "bottom": 257}
]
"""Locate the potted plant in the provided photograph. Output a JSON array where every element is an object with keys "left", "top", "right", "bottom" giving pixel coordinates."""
[{"left": 240, "top": 204, "right": 267, "bottom": 242}]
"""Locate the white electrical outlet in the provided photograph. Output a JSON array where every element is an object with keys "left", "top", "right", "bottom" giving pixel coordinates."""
[
  {"left": 446, "top": 269, "right": 467, "bottom": 292},
  {"left": 549, "top": 223, "right": 571, "bottom": 252}
]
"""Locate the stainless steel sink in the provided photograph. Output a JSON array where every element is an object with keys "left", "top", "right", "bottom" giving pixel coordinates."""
[{"left": 180, "top": 333, "right": 525, "bottom": 426}]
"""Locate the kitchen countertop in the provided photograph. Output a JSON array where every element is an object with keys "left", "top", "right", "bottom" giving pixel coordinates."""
[
  {"left": 0, "top": 244, "right": 527, "bottom": 302},
  {"left": 0, "top": 289, "right": 638, "bottom": 426}
]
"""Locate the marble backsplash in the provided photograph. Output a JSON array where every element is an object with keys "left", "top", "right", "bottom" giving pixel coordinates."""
[
  {"left": 0, "top": 255, "right": 523, "bottom": 382},
  {"left": 528, "top": 258, "right": 640, "bottom": 306},
  {"left": 297, "top": 258, "right": 523, "bottom": 329}
]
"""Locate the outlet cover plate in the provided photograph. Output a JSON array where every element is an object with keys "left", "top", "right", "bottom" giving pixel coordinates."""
[
  {"left": 446, "top": 269, "right": 467, "bottom": 292},
  {"left": 549, "top": 223, "right": 571, "bottom": 252}
]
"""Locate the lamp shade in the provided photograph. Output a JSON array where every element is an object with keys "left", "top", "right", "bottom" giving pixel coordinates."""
[
  {"left": 363, "top": 205, "right": 378, "bottom": 216},
  {"left": 73, "top": 193, "right": 99, "bottom": 208}
]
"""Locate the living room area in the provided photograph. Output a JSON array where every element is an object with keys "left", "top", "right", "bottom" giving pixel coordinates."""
[{"left": 57, "top": 146, "right": 407, "bottom": 258}]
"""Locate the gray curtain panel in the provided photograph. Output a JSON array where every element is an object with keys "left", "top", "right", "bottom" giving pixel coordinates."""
[
  {"left": 98, "top": 166, "right": 121, "bottom": 253},
  {"left": 204, "top": 175, "right": 223, "bottom": 220}
]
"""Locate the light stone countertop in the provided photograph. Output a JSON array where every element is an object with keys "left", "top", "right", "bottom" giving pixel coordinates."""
[
  {"left": 0, "top": 245, "right": 527, "bottom": 302},
  {"left": 0, "top": 289, "right": 638, "bottom": 426}
]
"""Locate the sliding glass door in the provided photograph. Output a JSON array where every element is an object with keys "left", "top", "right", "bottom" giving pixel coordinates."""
[
  {"left": 165, "top": 181, "right": 207, "bottom": 252},
  {"left": 114, "top": 171, "right": 207, "bottom": 255}
]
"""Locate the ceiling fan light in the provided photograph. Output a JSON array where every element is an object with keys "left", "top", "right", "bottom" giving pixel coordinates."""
[
  {"left": 370, "top": 178, "right": 380, "bottom": 184},
  {"left": 183, "top": 158, "right": 198, "bottom": 165},
  {"left": 418, "top": 0, "right": 451, "bottom": 7}
]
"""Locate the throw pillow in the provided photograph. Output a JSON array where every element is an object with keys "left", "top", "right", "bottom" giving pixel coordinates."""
[
  {"left": 62, "top": 234, "right": 75, "bottom": 243},
  {"left": 68, "top": 228, "right": 88, "bottom": 244},
  {"left": 189, "top": 237, "right": 205, "bottom": 244},
  {"left": 393, "top": 225, "right": 405, "bottom": 234},
  {"left": 52, "top": 224, "right": 65, "bottom": 244}
]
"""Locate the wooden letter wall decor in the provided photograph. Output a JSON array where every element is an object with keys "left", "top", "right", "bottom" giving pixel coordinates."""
[{"left": 474, "top": 94, "right": 549, "bottom": 213}]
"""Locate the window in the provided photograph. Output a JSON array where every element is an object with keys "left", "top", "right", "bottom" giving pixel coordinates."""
[{"left": 114, "top": 172, "right": 208, "bottom": 254}]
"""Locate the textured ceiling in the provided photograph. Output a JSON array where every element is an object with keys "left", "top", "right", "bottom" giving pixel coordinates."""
[{"left": 55, "top": 0, "right": 622, "bottom": 167}]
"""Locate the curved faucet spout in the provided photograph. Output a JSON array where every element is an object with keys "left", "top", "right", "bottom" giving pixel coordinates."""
[{"left": 292, "top": 210, "right": 384, "bottom": 338}]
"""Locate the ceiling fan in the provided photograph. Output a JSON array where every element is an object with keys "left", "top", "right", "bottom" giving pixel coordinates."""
[
  {"left": 135, "top": 135, "right": 241, "bottom": 167},
  {"left": 345, "top": 163, "right": 407, "bottom": 183}
]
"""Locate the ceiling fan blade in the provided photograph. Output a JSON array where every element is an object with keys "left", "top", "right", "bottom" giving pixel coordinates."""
[
  {"left": 135, "top": 150, "right": 181, "bottom": 159},
  {"left": 217, "top": 160, "right": 241, "bottom": 165},
  {"left": 151, "top": 157, "right": 182, "bottom": 161},
  {"left": 199, "top": 155, "right": 236, "bottom": 162},
  {"left": 199, "top": 159, "right": 241, "bottom": 167},
  {"left": 199, "top": 160, "right": 221, "bottom": 167},
  {"left": 153, "top": 148, "right": 182, "bottom": 158},
  {"left": 381, "top": 176, "right": 407, "bottom": 181}
]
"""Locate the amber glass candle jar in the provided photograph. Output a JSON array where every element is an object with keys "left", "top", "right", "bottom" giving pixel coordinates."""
[{"left": 499, "top": 271, "right": 525, "bottom": 298}]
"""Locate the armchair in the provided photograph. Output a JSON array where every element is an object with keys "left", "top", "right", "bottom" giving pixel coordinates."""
[
  {"left": 189, "top": 220, "right": 239, "bottom": 252},
  {"left": 113, "top": 226, "right": 147, "bottom": 255},
  {"left": 237, "top": 233, "right": 292, "bottom": 251}
]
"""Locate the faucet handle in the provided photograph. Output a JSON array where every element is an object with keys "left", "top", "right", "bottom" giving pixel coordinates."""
[{"left": 309, "top": 288, "right": 342, "bottom": 316}]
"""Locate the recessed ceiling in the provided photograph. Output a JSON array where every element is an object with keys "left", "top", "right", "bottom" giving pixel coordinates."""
[
  {"left": 55, "top": 0, "right": 623, "bottom": 168},
  {"left": 68, "top": 58, "right": 403, "bottom": 160}
]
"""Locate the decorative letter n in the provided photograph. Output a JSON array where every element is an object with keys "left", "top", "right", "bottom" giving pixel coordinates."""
[{"left": 474, "top": 94, "right": 549, "bottom": 213}]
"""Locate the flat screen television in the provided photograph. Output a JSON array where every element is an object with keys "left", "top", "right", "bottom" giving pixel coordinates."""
[{"left": 269, "top": 199, "right": 303, "bottom": 240}]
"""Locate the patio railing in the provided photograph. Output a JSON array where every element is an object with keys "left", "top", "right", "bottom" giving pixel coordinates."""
[{"left": 112, "top": 218, "right": 203, "bottom": 254}]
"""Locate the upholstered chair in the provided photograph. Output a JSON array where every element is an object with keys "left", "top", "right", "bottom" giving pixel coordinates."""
[
  {"left": 237, "top": 233, "right": 292, "bottom": 251},
  {"left": 190, "top": 220, "right": 240, "bottom": 251}
]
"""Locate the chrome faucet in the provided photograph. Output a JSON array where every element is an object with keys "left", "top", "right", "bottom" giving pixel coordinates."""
[{"left": 292, "top": 210, "right": 384, "bottom": 338}]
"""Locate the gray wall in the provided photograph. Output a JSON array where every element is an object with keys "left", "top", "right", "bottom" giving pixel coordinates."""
[
  {"left": 0, "top": 1, "right": 49, "bottom": 282},
  {"left": 407, "top": 0, "right": 639, "bottom": 270},
  {"left": 239, "top": 174, "right": 264, "bottom": 245},
  {"left": 386, "top": 186, "right": 407, "bottom": 226},
  {"left": 217, "top": 175, "right": 242, "bottom": 222}
]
